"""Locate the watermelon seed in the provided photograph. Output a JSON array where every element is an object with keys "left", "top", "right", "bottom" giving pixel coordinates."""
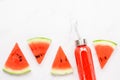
[
  {"left": 19, "top": 58, "right": 22, "bottom": 61},
  {"left": 19, "top": 56, "right": 22, "bottom": 58},
  {"left": 18, "top": 56, "right": 22, "bottom": 62},
  {"left": 16, "top": 53, "right": 19, "bottom": 56},
  {"left": 35, "top": 55, "right": 40, "bottom": 58},
  {"left": 99, "top": 57, "right": 102, "bottom": 62},
  {"left": 104, "top": 56, "right": 107, "bottom": 60},
  {"left": 19, "top": 59, "right": 22, "bottom": 61},
  {"left": 60, "top": 58, "right": 62, "bottom": 63},
  {"left": 40, "top": 54, "right": 43, "bottom": 56},
  {"left": 65, "top": 58, "right": 68, "bottom": 61}
]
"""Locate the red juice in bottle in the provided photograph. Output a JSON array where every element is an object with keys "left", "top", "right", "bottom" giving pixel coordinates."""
[{"left": 75, "top": 39, "right": 96, "bottom": 80}]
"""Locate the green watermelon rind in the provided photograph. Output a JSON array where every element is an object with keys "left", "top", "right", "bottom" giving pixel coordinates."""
[
  {"left": 27, "top": 37, "right": 52, "bottom": 44},
  {"left": 93, "top": 40, "right": 117, "bottom": 48},
  {"left": 51, "top": 68, "right": 73, "bottom": 75},
  {"left": 3, "top": 67, "right": 31, "bottom": 75}
]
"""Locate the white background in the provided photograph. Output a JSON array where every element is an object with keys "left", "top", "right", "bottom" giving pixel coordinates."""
[{"left": 0, "top": 0, "right": 120, "bottom": 80}]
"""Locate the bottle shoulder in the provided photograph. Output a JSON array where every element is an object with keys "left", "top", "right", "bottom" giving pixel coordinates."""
[{"left": 75, "top": 45, "right": 91, "bottom": 52}]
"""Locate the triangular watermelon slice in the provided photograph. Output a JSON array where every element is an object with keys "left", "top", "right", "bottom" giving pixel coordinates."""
[
  {"left": 93, "top": 40, "right": 117, "bottom": 69},
  {"left": 27, "top": 37, "right": 51, "bottom": 64},
  {"left": 51, "top": 46, "right": 73, "bottom": 75},
  {"left": 3, "top": 43, "right": 31, "bottom": 75}
]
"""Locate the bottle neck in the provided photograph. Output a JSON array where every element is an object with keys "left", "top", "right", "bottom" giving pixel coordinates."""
[{"left": 77, "top": 44, "right": 86, "bottom": 47}]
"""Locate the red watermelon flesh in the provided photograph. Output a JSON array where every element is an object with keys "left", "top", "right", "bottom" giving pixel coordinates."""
[
  {"left": 27, "top": 37, "right": 51, "bottom": 64},
  {"left": 51, "top": 46, "right": 73, "bottom": 75},
  {"left": 93, "top": 40, "right": 117, "bottom": 68},
  {"left": 3, "top": 43, "right": 31, "bottom": 75}
]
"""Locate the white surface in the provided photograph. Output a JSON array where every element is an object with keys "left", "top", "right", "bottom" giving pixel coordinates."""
[{"left": 0, "top": 0, "right": 120, "bottom": 80}]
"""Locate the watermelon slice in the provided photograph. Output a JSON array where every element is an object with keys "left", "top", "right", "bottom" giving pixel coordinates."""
[
  {"left": 51, "top": 46, "right": 73, "bottom": 75},
  {"left": 27, "top": 37, "right": 51, "bottom": 64},
  {"left": 93, "top": 40, "right": 117, "bottom": 68},
  {"left": 3, "top": 43, "right": 31, "bottom": 75}
]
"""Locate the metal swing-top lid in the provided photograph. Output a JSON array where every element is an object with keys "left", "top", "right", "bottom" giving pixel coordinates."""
[{"left": 75, "top": 38, "right": 87, "bottom": 46}]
